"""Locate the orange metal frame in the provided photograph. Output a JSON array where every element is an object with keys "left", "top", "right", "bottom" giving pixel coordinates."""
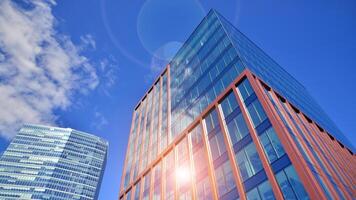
[{"left": 119, "top": 67, "right": 355, "bottom": 200}]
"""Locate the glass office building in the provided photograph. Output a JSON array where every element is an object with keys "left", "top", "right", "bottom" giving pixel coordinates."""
[
  {"left": 119, "top": 10, "right": 355, "bottom": 200},
  {"left": 0, "top": 124, "right": 108, "bottom": 200}
]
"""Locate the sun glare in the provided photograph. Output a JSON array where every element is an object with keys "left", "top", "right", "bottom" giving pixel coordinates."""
[{"left": 175, "top": 166, "right": 191, "bottom": 184}]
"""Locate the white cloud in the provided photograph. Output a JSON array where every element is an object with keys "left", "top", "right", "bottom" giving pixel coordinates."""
[
  {"left": 92, "top": 111, "right": 108, "bottom": 130},
  {"left": 0, "top": 0, "right": 101, "bottom": 139}
]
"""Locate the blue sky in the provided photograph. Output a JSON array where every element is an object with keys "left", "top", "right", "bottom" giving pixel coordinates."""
[{"left": 0, "top": 0, "right": 355, "bottom": 199}]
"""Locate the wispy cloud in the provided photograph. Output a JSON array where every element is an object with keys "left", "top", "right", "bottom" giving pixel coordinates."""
[
  {"left": 92, "top": 111, "right": 109, "bottom": 130},
  {"left": 0, "top": 0, "right": 106, "bottom": 139}
]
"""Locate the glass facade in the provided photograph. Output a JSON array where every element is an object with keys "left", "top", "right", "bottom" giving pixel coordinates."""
[
  {"left": 120, "top": 9, "right": 354, "bottom": 200},
  {"left": 0, "top": 124, "right": 108, "bottom": 200}
]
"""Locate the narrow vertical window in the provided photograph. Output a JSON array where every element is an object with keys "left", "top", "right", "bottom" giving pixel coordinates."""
[
  {"left": 259, "top": 127, "right": 286, "bottom": 163},
  {"left": 142, "top": 172, "right": 151, "bottom": 200},
  {"left": 235, "top": 142, "right": 263, "bottom": 181},
  {"left": 164, "top": 150, "right": 175, "bottom": 200},
  {"left": 190, "top": 125, "right": 213, "bottom": 200},
  {"left": 153, "top": 162, "right": 161, "bottom": 200}
]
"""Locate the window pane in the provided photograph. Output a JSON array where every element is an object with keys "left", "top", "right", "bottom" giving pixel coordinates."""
[
  {"left": 153, "top": 163, "right": 161, "bottom": 200},
  {"left": 267, "top": 128, "right": 285, "bottom": 158},
  {"left": 258, "top": 180, "right": 275, "bottom": 200},
  {"left": 208, "top": 130, "right": 226, "bottom": 161},
  {"left": 191, "top": 125, "right": 203, "bottom": 146},
  {"left": 284, "top": 166, "right": 309, "bottom": 200},
  {"left": 205, "top": 109, "right": 219, "bottom": 133},
  {"left": 165, "top": 151, "right": 175, "bottom": 200},
  {"left": 237, "top": 79, "right": 254, "bottom": 101},
  {"left": 226, "top": 113, "right": 249, "bottom": 145},
  {"left": 193, "top": 147, "right": 207, "bottom": 175},
  {"left": 247, "top": 100, "right": 267, "bottom": 127},
  {"left": 260, "top": 133, "right": 278, "bottom": 163},
  {"left": 246, "top": 188, "right": 261, "bottom": 200},
  {"left": 259, "top": 127, "right": 285, "bottom": 163},
  {"left": 247, "top": 180, "right": 275, "bottom": 200},
  {"left": 220, "top": 91, "right": 239, "bottom": 117},
  {"left": 133, "top": 180, "right": 141, "bottom": 200},
  {"left": 276, "top": 169, "right": 297, "bottom": 199},
  {"left": 245, "top": 143, "right": 263, "bottom": 175},
  {"left": 276, "top": 165, "right": 309, "bottom": 200},
  {"left": 142, "top": 172, "right": 151, "bottom": 200},
  {"left": 126, "top": 190, "right": 131, "bottom": 200},
  {"left": 215, "top": 160, "right": 236, "bottom": 198},
  {"left": 236, "top": 150, "right": 253, "bottom": 181},
  {"left": 236, "top": 142, "right": 263, "bottom": 181},
  {"left": 196, "top": 177, "right": 213, "bottom": 200}
]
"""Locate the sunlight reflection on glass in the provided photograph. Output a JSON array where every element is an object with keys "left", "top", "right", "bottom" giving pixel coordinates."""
[{"left": 176, "top": 166, "right": 192, "bottom": 185}]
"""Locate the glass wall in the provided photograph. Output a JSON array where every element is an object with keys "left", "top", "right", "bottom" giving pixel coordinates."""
[
  {"left": 133, "top": 180, "right": 141, "bottom": 200},
  {"left": 236, "top": 78, "right": 309, "bottom": 200},
  {"left": 176, "top": 138, "right": 193, "bottom": 200},
  {"left": 153, "top": 162, "right": 161, "bottom": 200},
  {"left": 245, "top": 180, "right": 275, "bottom": 200},
  {"left": 142, "top": 172, "right": 151, "bottom": 200},
  {"left": 0, "top": 125, "right": 108, "bottom": 200},
  {"left": 204, "top": 109, "right": 238, "bottom": 199},
  {"left": 275, "top": 165, "right": 309, "bottom": 200},
  {"left": 190, "top": 125, "right": 214, "bottom": 200},
  {"left": 164, "top": 150, "right": 175, "bottom": 200},
  {"left": 170, "top": 10, "right": 245, "bottom": 143}
]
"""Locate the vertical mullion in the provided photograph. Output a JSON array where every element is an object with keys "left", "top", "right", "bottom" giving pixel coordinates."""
[
  {"left": 306, "top": 119, "right": 354, "bottom": 187},
  {"left": 285, "top": 103, "right": 352, "bottom": 199},
  {"left": 310, "top": 121, "right": 355, "bottom": 191},
  {"left": 231, "top": 87, "right": 284, "bottom": 200},
  {"left": 320, "top": 127, "right": 355, "bottom": 184},
  {"left": 215, "top": 103, "right": 246, "bottom": 200},
  {"left": 268, "top": 89, "right": 340, "bottom": 199},
  {"left": 247, "top": 71, "right": 326, "bottom": 199}
]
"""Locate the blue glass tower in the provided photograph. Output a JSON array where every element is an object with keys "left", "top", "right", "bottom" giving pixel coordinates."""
[
  {"left": 120, "top": 9, "right": 355, "bottom": 200},
  {"left": 0, "top": 124, "right": 108, "bottom": 200}
]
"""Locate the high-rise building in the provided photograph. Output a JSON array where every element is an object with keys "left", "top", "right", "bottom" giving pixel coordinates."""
[
  {"left": 119, "top": 10, "right": 355, "bottom": 200},
  {"left": 0, "top": 124, "right": 108, "bottom": 200}
]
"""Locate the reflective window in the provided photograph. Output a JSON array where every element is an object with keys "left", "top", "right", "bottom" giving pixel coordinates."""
[
  {"left": 226, "top": 112, "right": 249, "bottom": 145},
  {"left": 236, "top": 142, "right": 263, "bottom": 181},
  {"left": 237, "top": 79, "right": 254, "bottom": 101},
  {"left": 247, "top": 100, "right": 267, "bottom": 127},
  {"left": 215, "top": 160, "right": 236, "bottom": 198},
  {"left": 142, "top": 172, "right": 151, "bottom": 200},
  {"left": 190, "top": 125, "right": 213, "bottom": 200},
  {"left": 125, "top": 190, "right": 131, "bottom": 200},
  {"left": 205, "top": 109, "right": 220, "bottom": 133},
  {"left": 246, "top": 180, "right": 275, "bottom": 200},
  {"left": 276, "top": 165, "right": 309, "bottom": 200},
  {"left": 259, "top": 127, "right": 285, "bottom": 163},
  {"left": 133, "top": 180, "right": 141, "bottom": 200},
  {"left": 208, "top": 129, "right": 227, "bottom": 161},
  {"left": 165, "top": 151, "right": 175, "bottom": 200},
  {"left": 220, "top": 91, "right": 239, "bottom": 117},
  {"left": 196, "top": 176, "right": 213, "bottom": 200},
  {"left": 153, "top": 163, "right": 161, "bottom": 200},
  {"left": 176, "top": 138, "right": 192, "bottom": 200},
  {"left": 191, "top": 125, "right": 203, "bottom": 147}
]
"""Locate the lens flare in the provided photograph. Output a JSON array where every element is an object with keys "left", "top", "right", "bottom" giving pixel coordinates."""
[{"left": 175, "top": 166, "right": 191, "bottom": 184}]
